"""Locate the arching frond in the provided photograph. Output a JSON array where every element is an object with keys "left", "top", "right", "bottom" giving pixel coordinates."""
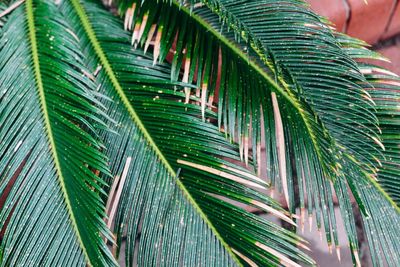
[
  {"left": 0, "top": 1, "right": 116, "bottom": 265},
  {"left": 112, "top": 0, "right": 382, "bottom": 172},
  {"left": 0, "top": 0, "right": 398, "bottom": 266},
  {"left": 112, "top": 0, "right": 349, "bottom": 188},
  {"left": 107, "top": 0, "right": 399, "bottom": 265},
  {"left": 56, "top": 0, "right": 314, "bottom": 266},
  {"left": 338, "top": 34, "right": 400, "bottom": 205},
  {"left": 337, "top": 33, "right": 400, "bottom": 266}
]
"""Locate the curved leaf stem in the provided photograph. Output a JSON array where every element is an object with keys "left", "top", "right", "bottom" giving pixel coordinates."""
[
  {"left": 25, "top": 0, "right": 92, "bottom": 264},
  {"left": 172, "top": 0, "right": 339, "bottom": 183},
  {"left": 70, "top": 0, "right": 243, "bottom": 264},
  {"left": 172, "top": 1, "right": 399, "bottom": 210}
]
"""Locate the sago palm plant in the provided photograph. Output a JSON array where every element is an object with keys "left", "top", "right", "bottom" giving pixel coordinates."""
[{"left": 0, "top": 0, "right": 399, "bottom": 266}]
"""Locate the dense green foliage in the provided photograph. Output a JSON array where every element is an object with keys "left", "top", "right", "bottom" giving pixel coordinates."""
[{"left": 0, "top": 0, "right": 398, "bottom": 266}]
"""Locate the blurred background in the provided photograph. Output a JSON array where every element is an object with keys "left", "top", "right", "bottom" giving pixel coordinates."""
[{"left": 307, "top": 0, "right": 400, "bottom": 75}]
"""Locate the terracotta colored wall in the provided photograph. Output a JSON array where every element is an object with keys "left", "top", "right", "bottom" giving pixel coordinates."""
[{"left": 307, "top": 0, "right": 400, "bottom": 44}]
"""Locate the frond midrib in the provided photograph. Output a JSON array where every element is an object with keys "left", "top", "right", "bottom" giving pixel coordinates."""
[
  {"left": 166, "top": 0, "right": 400, "bottom": 210},
  {"left": 70, "top": 0, "right": 243, "bottom": 265},
  {"left": 176, "top": 1, "right": 298, "bottom": 107},
  {"left": 25, "top": 0, "right": 92, "bottom": 264},
  {"left": 164, "top": 0, "right": 339, "bottom": 182}
]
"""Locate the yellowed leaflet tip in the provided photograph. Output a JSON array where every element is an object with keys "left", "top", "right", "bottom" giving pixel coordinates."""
[
  {"left": 300, "top": 208, "right": 305, "bottom": 233},
  {"left": 336, "top": 246, "right": 341, "bottom": 262},
  {"left": 271, "top": 92, "right": 289, "bottom": 210},
  {"left": 354, "top": 250, "right": 361, "bottom": 267},
  {"left": 251, "top": 200, "right": 296, "bottom": 226},
  {"left": 232, "top": 249, "right": 258, "bottom": 267},
  {"left": 255, "top": 242, "right": 302, "bottom": 267},
  {"left": 0, "top": 0, "right": 25, "bottom": 19}
]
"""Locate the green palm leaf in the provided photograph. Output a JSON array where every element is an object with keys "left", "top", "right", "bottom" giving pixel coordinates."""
[
  {"left": 107, "top": 6, "right": 351, "bottom": 253},
  {"left": 57, "top": 0, "right": 313, "bottom": 266},
  {"left": 0, "top": 1, "right": 115, "bottom": 265},
  {"left": 0, "top": 0, "right": 398, "bottom": 266},
  {"left": 107, "top": 0, "right": 399, "bottom": 265},
  {"left": 112, "top": 0, "right": 381, "bottom": 173},
  {"left": 337, "top": 34, "right": 400, "bottom": 266},
  {"left": 339, "top": 34, "right": 400, "bottom": 204}
]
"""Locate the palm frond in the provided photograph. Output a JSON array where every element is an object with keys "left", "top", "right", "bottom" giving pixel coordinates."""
[
  {"left": 344, "top": 160, "right": 400, "bottom": 266},
  {"left": 338, "top": 34, "right": 400, "bottom": 205},
  {"left": 0, "top": 0, "right": 397, "bottom": 266},
  {"left": 107, "top": 0, "right": 399, "bottom": 265},
  {"left": 111, "top": 0, "right": 382, "bottom": 172},
  {"left": 56, "top": 0, "right": 314, "bottom": 266},
  {"left": 337, "top": 34, "right": 400, "bottom": 266},
  {"left": 106, "top": 2, "right": 351, "bottom": 253},
  {"left": 0, "top": 1, "right": 115, "bottom": 265}
]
